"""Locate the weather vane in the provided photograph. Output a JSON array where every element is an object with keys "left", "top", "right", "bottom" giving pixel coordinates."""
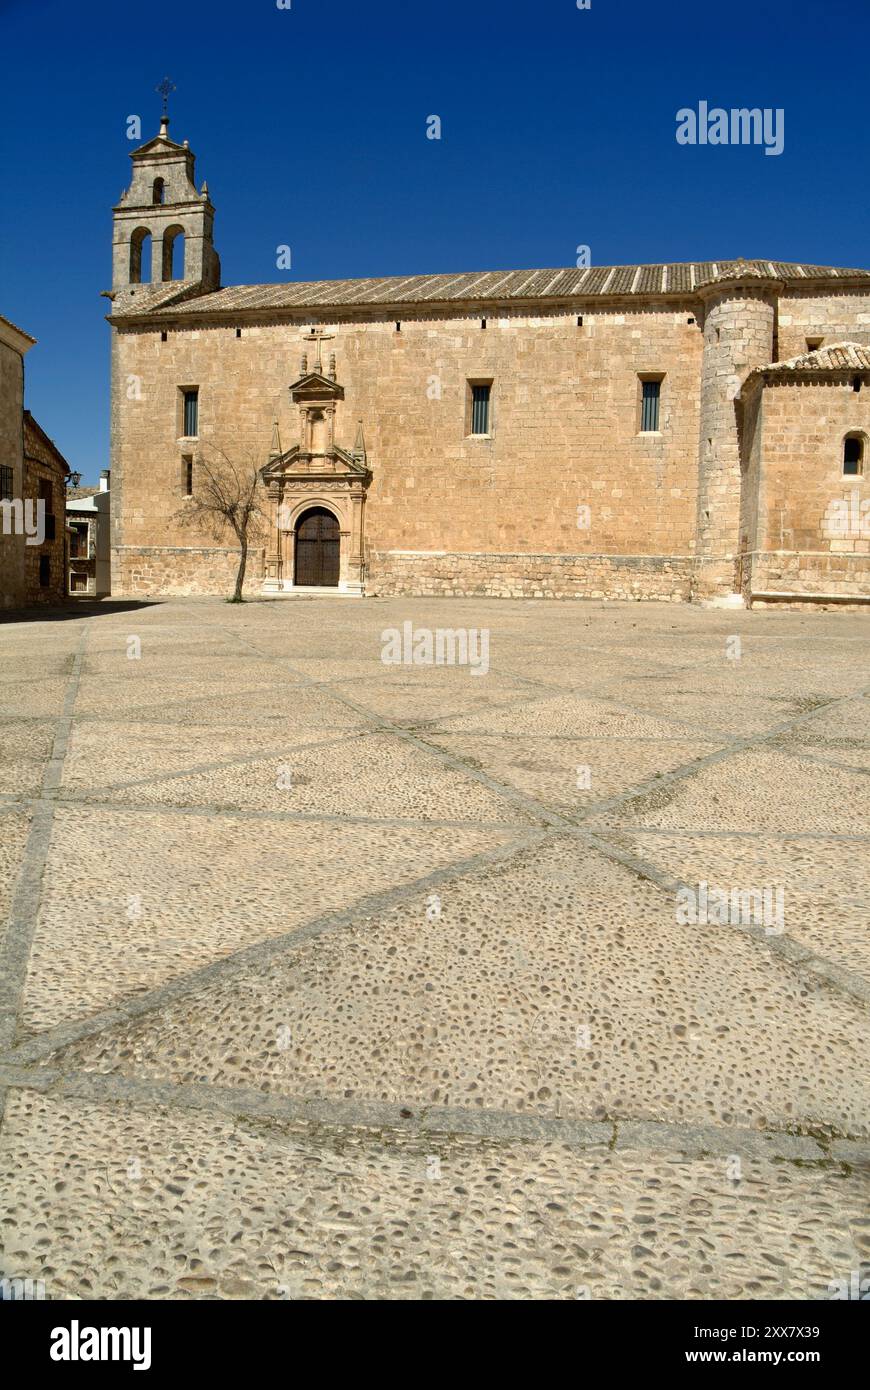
[{"left": 155, "top": 77, "right": 176, "bottom": 120}]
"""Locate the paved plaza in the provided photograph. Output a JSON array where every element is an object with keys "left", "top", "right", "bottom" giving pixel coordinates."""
[{"left": 0, "top": 596, "right": 868, "bottom": 1300}]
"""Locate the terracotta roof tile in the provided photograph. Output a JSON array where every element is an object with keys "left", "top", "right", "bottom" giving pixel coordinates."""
[{"left": 109, "top": 261, "right": 870, "bottom": 320}]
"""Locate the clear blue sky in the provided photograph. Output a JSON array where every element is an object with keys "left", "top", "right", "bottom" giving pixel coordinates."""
[{"left": 1, "top": 0, "right": 867, "bottom": 483}]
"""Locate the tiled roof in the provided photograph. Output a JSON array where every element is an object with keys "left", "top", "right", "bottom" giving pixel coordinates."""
[
  {"left": 112, "top": 260, "right": 870, "bottom": 320},
  {"left": 0, "top": 311, "right": 36, "bottom": 343},
  {"left": 756, "top": 341, "right": 870, "bottom": 374},
  {"left": 67, "top": 486, "right": 100, "bottom": 499}
]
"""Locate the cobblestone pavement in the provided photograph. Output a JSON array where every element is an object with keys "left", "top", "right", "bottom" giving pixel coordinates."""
[{"left": 0, "top": 596, "right": 868, "bottom": 1300}]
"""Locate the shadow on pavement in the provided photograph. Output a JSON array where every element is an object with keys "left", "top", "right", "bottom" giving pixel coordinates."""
[{"left": 0, "top": 599, "right": 164, "bottom": 624}]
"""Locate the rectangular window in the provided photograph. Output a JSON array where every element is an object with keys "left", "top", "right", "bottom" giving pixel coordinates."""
[
  {"left": 640, "top": 379, "right": 661, "bottom": 432},
  {"left": 39, "top": 554, "right": 50, "bottom": 587},
  {"left": 183, "top": 455, "right": 194, "bottom": 496},
  {"left": 0, "top": 465, "right": 13, "bottom": 500},
  {"left": 182, "top": 389, "right": 199, "bottom": 438},
  {"left": 470, "top": 383, "right": 491, "bottom": 436},
  {"left": 70, "top": 523, "right": 89, "bottom": 558}
]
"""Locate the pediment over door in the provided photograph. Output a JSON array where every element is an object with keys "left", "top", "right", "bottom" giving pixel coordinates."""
[{"left": 260, "top": 443, "right": 369, "bottom": 488}]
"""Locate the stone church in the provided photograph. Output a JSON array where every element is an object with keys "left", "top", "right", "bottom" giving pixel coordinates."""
[{"left": 107, "top": 116, "right": 870, "bottom": 606}]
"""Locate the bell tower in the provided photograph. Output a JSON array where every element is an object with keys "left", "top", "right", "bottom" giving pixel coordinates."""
[{"left": 111, "top": 87, "right": 220, "bottom": 309}]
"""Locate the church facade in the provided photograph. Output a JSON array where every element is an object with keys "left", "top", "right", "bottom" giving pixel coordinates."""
[{"left": 107, "top": 119, "right": 870, "bottom": 607}]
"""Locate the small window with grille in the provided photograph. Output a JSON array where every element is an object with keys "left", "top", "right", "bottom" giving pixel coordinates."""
[
  {"left": 180, "top": 388, "right": 199, "bottom": 438},
  {"left": 638, "top": 376, "right": 663, "bottom": 433},
  {"left": 467, "top": 381, "right": 492, "bottom": 437}
]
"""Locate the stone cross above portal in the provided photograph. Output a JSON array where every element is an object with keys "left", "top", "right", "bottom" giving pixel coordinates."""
[{"left": 302, "top": 327, "right": 335, "bottom": 374}]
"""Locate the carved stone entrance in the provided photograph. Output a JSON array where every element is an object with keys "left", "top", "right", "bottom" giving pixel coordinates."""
[
  {"left": 260, "top": 353, "right": 370, "bottom": 595},
  {"left": 294, "top": 507, "right": 340, "bottom": 587}
]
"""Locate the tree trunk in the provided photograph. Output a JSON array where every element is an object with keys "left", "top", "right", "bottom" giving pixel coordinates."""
[{"left": 233, "top": 535, "right": 248, "bottom": 602}]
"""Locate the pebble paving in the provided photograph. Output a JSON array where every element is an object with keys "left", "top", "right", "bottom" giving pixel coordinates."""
[{"left": 0, "top": 596, "right": 867, "bottom": 1300}]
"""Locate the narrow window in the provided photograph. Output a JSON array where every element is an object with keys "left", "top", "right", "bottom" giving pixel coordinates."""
[
  {"left": 182, "top": 389, "right": 199, "bottom": 438},
  {"left": 236, "top": 328, "right": 242, "bottom": 339},
  {"left": 39, "top": 554, "right": 50, "bottom": 587},
  {"left": 0, "top": 465, "right": 13, "bottom": 500},
  {"left": 470, "top": 383, "right": 491, "bottom": 436},
  {"left": 480, "top": 318, "right": 487, "bottom": 330},
  {"left": 183, "top": 455, "right": 194, "bottom": 495},
  {"left": 843, "top": 435, "right": 864, "bottom": 476},
  {"left": 640, "top": 379, "right": 661, "bottom": 432},
  {"left": 161, "top": 331, "right": 168, "bottom": 343},
  {"left": 395, "top": 322, "right": 401, "bottom": 333},
  {"left": 153, "top": 178, "right": 165, "bottom": 205},
  {"left": 806, "top": 337, "right": 823, "bottom": 352},
  {"left": 852, "top": 376, "right": 862, "bottom": 393},
  {"left": 577, "top": 315, "right": 583, "bottom": 327}
]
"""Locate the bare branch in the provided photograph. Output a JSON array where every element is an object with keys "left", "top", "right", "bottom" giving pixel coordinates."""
[{"left": 173, "top": 440, "right": 268, "bottom": 601}]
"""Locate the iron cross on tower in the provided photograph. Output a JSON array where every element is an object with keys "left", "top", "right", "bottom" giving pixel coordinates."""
[
  {"left": 155, "top": 77, "right": 176, "bottom": 119},
  {"left": 303, "top": 327, "right": 335, "bottom": 374}
]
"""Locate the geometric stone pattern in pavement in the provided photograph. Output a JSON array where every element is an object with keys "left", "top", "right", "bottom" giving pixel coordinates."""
[{"left": 0, "top": 597, "right": 868, "bottom": 1300}]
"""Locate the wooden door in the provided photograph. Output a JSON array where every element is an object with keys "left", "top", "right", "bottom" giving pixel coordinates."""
[{"left": 294, "top": 508, "right": 340, "bottom": 586}]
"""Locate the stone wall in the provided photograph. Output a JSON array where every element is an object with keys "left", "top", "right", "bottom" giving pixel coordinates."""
[
  {"left": 0, "top": 337, "right": 25, "bottom": 607},
  {"left": 23, "top": 418, "right": 68, "bottom": 606},
  {"left": 744, "top": 376, "right": 870, "bottom": 601},
  {"left": 367, "top": 549, "right": 693, "bottom": 601},
  {"left": 113, "top": 544, "right": 265, "bottom": 597},
  {"left": 110, "top": 302, "right": 703, "bottom": 596},
  {"left": 777, "top": 289, "right": 870, "bottom": 361}
]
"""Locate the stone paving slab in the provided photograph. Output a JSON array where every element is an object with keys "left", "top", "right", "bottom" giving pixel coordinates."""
[
  {"left": 0, "top": 808, "right": 30, "bottom": 925},
  {"left": 17, "top": 804, "right": 521, "bottom": 1034},
  {"left": 598, "top": 830, "right": 870, "bottom": 986},
  {"left": 46, "top": 833, "right": 870, "bottom": 1137},
  {"left": 426, "top": 732, "right": 718, "bottom": 810},
  {"left": 590, "top": 746, "right": 869, "bottom": 836}
]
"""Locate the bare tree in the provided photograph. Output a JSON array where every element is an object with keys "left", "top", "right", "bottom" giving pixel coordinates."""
[{"left": 174, "top": 443, "right": 266, "bottom": 602}]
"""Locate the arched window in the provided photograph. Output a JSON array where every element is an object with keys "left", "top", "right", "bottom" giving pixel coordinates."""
[
  {"left": 153, "top": 178, "right": 165, "bottom": 205},
  {"left": 843, "top": 434, "right": 865, "bottom": 476},
  {"left": 161, "top": 225, "right": 185, "bottom": 281},
  {"left": 129, "top": 227, "right": 151, "bottom": 284}
]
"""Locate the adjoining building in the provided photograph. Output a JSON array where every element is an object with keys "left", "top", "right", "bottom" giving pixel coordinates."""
[
  {"left": 106, "top": 117, "right": 870, "bottom": 607},
  {"left": 0, "top": 313, "right": 36, "bottom": 607},
  {"left": 23, "top": 411, "right": 70, "bottom": 605},
  {"left": 2, "top": 317, "right": 74, "bottom": 608},
  {"left": 67, "top": 470, "right": 111, "bottom": 598}
]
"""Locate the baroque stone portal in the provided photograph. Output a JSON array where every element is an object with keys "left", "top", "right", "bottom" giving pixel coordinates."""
[{"left": 260, "top": 356, "right": 370, "bottom": 594}]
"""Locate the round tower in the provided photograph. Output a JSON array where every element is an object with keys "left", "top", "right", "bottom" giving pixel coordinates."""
[{"left": 694, "top": 262, "right": 782, "bottom": 604}]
